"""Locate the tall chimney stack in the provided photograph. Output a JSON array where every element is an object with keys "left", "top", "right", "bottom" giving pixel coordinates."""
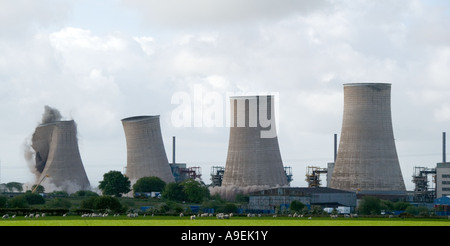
[
  {"left": 173, "top": 136, "right": 176, "bottom": 165},
  {"left": 444, "top": 132, "right": 447, "bottom": 163}
]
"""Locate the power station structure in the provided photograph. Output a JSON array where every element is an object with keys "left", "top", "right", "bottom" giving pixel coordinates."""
[
  {"left": 330, "top": 83, "right": 406, "bottom": 198},
  {"left": 31, "top": 120, "right": 90, "bottom": 193},
  {"left": 222, "top": 95, "right": 289, "bottom": 188},
  {"left": 122, "top": 116, "right": 175, "bottom": 185}
]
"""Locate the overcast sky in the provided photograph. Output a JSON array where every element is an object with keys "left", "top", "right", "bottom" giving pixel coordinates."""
[{"left": 1, "top": 0, "right": 449, "bottom": 190}]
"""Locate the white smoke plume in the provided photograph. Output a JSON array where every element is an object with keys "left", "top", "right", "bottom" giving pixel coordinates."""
[
  {"left": 209, "top": 185, "right": 270, "bottom": 201},
  {"left": 209, "top": 184, "right": 292, "bottom": 200}
]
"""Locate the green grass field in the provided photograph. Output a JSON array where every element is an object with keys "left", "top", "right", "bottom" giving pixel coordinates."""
[{"left": 1, "top": 216, "right": 450, "bottom": 226}]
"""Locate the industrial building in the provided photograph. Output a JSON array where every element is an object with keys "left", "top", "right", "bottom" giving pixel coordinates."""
[
  {"left": 169, "top": 136, "right": 202, "bottom": 183},
  {"left": 436, "top": 162, "right": 450, "bottom": 198},
  {"left": 436, "top": 132, "right": 450, "bottom": 198},
  {"left": 330, "top": 83, "right": 406, "bottom": 199},
  {"left": 247, "top": 187, "right": 357, "bottom": 214},
  {"left": 434, "top": 196, "right": 450, "bottom": 216},
  {"left": 222, "top": 95, "right": 288, "bottom": 188},
  {"left": 122, "top": 116, "right": 175, "bottom": 185},
  {"left": 31, "top": 120, "right": 90, "bottom": 193}
]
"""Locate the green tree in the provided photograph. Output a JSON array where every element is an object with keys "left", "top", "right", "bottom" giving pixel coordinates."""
[
  {"left": 98, "top": 170, "right": 131, "bottom": 197},
  {"left": 162, "top": 182, "right": 185, "bottom": 201},
  {"left": 290, "top": 200, "right": 306, "bottom": 212},
  {"left": 358, "top": 196, "right": 381, "bottom": 215},
  {"left": 133, "top": 176, "right": 166, "bottom": 193},
  {"left": 394, "top": 201, "right": 410, "bottom": 211},
  {"left": 24, "top": 193, "right": 45, "bottom": 205},
  {"left": 72, "top": 190, "right": 99, "bottom": 197},
  {"left": 235, "top": 193, "right": 249, "bottom": 203},
  {"left": 48, "top": 198, "right": 72, "bottom": 209},
  {"left": 181, "top": 179, "right": 210, "bottom": 203},
  {"left": 0, "top": 195, "right": 7, "bottom": 208},
  {"left": 94, "top": 196, "right": 123, "bottom": 212},
  {"left": 7, "top": 195, "right": 28, "bottom": 208},
  {"left": 6, "top": 182, "right": 23, "bottom": 192},
  {"left": 30, "top": 184, "right": 45, "bottom": 193},
  {"left": 380, "top": 200, "right": 395, "bottom": 213},
  {"left": 80, "top": 196, "right": 123, "bottom": 213},
  {"left": 223, "top": 203, "right": 238, "bottom": 213}
]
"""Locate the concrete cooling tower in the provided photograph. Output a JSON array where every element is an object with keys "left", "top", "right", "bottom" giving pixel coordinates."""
[
  {"left": 222, "top": 95, "right": 288, "bottom": 188},
  {"left": 31, "top": 120, "right": 90, "bottom": 193},
  {"left": 330, "top": 83, "right": 406, "bottom": 198},
  {"left": 122, "top": 116, "right": 175, "bottom": 184}
]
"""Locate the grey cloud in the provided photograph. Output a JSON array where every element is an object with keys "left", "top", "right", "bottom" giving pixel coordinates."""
[
  {"left": 0, "top": 0, "right": 71, "bottom": 38},
  {"left": 121, "top": 0, "right": 331, "bottom": 28}
]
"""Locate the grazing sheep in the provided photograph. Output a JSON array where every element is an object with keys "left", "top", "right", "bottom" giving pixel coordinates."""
[
  {"left": 127, "top": 213, "right": 138, "bottom": 218},
  {"left": 190, "top": 215, "right": 196, "bottom": 220}
]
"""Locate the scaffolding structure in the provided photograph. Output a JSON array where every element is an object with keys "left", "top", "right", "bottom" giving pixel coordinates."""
[
  {"left": 412, "top": 166, "right": 436, "bottom": 202},
  {"left": 210, "top": 166, "right": 225, "bottom": 187},
  {"left": 170, "top": 164, "right": 202, "bottom": 183},
  {"left": 305, "top": 166, "right": 328, "bottom": 188},
  {"left": 182, "top": 166, "right": 202, "bottom": 181},
  {"left": 284, "top": 166, "right": 293, "bottom": 185}
]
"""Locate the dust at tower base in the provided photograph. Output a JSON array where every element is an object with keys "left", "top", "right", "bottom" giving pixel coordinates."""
[
  {"left": 122, "top": 116, "right": 175, "bottom": 185},
  {"left": 222, "top": 95, "right": 288, "bottom": 189},
  {"left": 31, "top": 120, "right": 91, "bottom": 193},
  {"left": 330, "top": 83, "right": 406, "bottom": 198}
]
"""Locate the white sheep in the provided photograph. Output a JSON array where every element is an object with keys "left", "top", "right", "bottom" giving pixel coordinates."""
[
  {"left": 127, "top": 213, "right": 138, "bottom": 218},
  {"left": 190, "top": 215, "right": 196, "bottom": 220}
]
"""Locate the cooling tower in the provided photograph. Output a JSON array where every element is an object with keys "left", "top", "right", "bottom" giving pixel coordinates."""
[
  {"left": 330, "top": 83, "right": 406, "bottom": 198},
  {"left": 31, "top": 120, "right": 90, "bottom": 192},
  {"left": 122, "top": 116, "right": 175, "bottom": 184},
  {"left": 222, "top": 95, "right": 288, "bottom": 187}
]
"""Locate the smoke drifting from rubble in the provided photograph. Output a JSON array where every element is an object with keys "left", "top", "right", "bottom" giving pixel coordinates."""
[
  {"left": 41, "top": 105, "right": 63, "bottom": 124},
  {"left": 209, "top": 185, "right": 271, "bottom": 201}
]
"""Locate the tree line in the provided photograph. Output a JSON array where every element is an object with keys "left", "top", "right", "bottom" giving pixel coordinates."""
[{"left": 0, "top": 170, "right": 223, "bottom": 215}]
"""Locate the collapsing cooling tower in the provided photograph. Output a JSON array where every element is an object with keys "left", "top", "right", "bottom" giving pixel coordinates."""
[
  {"left": 32, "top": 120, "right": 91, "bottom": 192},
  {"left": 222, "top": 95, "right": 288, "bottom": 187},
  {"left": 330, "top": 83, "right": 406, "bottom": 197},
  {"left": 122, "top": 116, "right": 175, "bottom": 184}
]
